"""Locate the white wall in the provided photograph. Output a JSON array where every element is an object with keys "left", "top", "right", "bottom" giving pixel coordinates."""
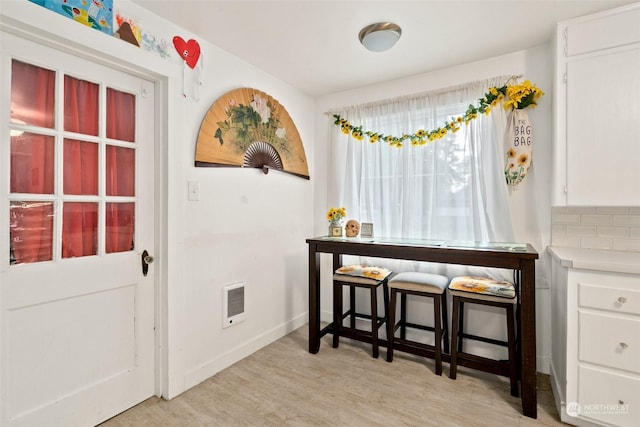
[
  {"left": 1, "top": 0, "right": 315, "bottom": 399},
  {"left": 131, "top": 2, "right": 316, "bottom": 397},
  {"left": 315, "top": 45, "right": 554, "bottom": 374},
  {"left": 172, "top": 27, "right": 315, "bottom": 395}
]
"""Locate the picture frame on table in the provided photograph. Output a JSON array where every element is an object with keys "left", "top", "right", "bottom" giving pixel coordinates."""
[{"left": 361, "top": 223, "right": 373, "bottom": 238}]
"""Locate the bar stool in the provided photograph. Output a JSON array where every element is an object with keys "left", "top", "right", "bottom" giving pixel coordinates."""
[
  {"left": 333, "top": 265, "right": 392, "bottom": 358},
  {"left": 386, "top": 272, "right": 449, "bottom": 375},
  {"left": 448, "top": 275, "right": 519, "bottom": 397}
]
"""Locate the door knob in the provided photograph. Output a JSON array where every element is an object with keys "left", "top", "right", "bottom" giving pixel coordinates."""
[{"left": 142, "top": 250, "right": 154, "bottom": 276}]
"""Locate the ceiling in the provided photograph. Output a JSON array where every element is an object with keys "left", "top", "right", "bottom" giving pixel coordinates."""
[{"left": 131, "top": 0, "right": 635, "bottom": 97}]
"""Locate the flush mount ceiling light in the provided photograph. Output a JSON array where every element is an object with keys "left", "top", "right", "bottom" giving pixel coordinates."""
[{"left": 358, "top": 22, "right": 402, "bottom": 52}]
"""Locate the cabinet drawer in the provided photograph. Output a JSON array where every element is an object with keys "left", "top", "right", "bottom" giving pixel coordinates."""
[
  {"left": 579, "top": 311, "right": 640, "bottom": 373},
  {"left": 579, "top": 283, "right": 640, "bottom": 315},
  {"left": 578, "top": 365, "right": 639, "bottom": 426}
]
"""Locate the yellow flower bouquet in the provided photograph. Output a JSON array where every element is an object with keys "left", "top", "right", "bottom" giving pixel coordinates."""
[
  {"left": 502, "top": 80, "right": 544, "bottom": 110},
  {"left": 326, "top": 207, "right": 346, "bottom": 223}
]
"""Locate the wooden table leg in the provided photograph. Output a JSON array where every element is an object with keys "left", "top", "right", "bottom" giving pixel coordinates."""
[
  {"left": 308, "top": 244, "right": 320, "bottom": 354},
  {"left": 520, "top": 260, "right": 537, "bottom": 418}
]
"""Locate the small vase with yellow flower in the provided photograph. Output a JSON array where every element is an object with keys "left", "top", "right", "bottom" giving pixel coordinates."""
[{"left": 326, "top": 207, "right": 346, "bottom": 237}]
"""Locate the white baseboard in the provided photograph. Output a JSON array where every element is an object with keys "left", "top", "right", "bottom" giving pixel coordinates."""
[
  {"left": 550, "top": 362, "right": 566, "bottom": 422},
  {"left": 182, "top": 313, "right": 308, "bottom": 392},
  {"left": 536, "top": 355, "right": 550, "bottom": 375}
]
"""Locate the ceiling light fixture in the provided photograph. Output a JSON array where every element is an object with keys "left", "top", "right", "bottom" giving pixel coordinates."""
[{"left": 358, "top": 22, "right": 402, "bottom": 52}]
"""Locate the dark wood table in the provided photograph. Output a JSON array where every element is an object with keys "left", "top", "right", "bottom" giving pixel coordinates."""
[{"left": 306, "top": 236, "right": 539, "bottom": 418}]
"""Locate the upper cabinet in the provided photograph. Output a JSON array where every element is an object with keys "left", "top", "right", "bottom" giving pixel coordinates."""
[{"left": 554, "top": 4, "right": 640, "bottom": 206}]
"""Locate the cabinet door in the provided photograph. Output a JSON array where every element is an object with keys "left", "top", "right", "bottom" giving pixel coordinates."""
[
  {"left": 565, "top": 6, "right": 640, "bottom": 56},
  {"left": 565, "top": 46, "right": 640, "bottom": 206}
]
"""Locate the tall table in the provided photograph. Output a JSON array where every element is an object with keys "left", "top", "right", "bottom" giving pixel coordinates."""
[{"left": 307, "top": 236, "right": 539, "bottom": 418}]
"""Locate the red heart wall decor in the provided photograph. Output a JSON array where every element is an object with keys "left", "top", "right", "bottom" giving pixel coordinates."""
[{"left": 173, "top": 36, "right": 201, "bottom": 69}]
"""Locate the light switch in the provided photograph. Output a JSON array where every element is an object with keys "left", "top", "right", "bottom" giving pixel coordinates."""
[{"left": 188, "top": 181, "right": 200, "bottom": 201}]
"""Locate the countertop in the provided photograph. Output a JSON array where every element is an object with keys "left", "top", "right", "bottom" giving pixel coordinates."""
[{"left": 547, "top": 246, "right": 640, "bottom": 275}]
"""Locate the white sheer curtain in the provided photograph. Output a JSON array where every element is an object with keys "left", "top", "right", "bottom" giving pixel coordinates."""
[{"left": 328, "top": 77, "right": 516, "bottom": 280}]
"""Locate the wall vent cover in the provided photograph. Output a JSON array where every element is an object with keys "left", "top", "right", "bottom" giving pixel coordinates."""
[{"left": 223, "top": 282, "right": 246, "bottom": 328}]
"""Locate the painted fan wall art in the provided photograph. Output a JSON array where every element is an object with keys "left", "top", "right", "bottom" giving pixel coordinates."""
[{"left": 195, "top": 88, "right": 309, "bottom": 179}]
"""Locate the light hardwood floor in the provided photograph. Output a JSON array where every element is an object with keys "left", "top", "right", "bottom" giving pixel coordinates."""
[{"left": 102, "top": 325, "right": 563, "bottom": 426}]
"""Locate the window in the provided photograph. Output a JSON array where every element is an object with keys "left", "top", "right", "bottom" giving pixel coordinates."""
[{"left": 329, "top": 78, "right": 514, "bottom": 243}]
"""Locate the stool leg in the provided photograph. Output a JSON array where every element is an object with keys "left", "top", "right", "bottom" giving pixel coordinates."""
[
  {"left": 382, "top": 280, "right": 390, "bottom": 328},
  {"left": 450, "top": 295, "right": 460, "bottom": 379},
  {"left": 457, "top": 300, "right": 464, "bottom": 353},
  {"left": 433, "top": 294, "right": 443, "bottom": 376},
  {"left": 349, "top": 286, "right": 356, "bottom": 329},
  {"left": 441, "top": 292, "right": 449, "bottom": 353},
  {"left": 400, "top": 293, "right": 407, "bottom": 340},
  {"left": 332, "top": 281, "right": 342, "bottom": 349},
  {"left": 386, "top": 288, "right": 397, "bottom": 362},
  {"left": 506, "top": 304, "right": 519, "bottom": 397},
  {"left": 370, "top": 286, "right": 379, "bottom": 358},
  {"left": 515, "top": 299, "right": 522, "bottom": 381}
]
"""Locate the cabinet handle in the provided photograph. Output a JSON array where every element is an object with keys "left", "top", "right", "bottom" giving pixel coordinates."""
[
  {"left": 617, "top": 296, "right": 627, "bottom": 304},
  {"left": 620, "top": 342, "right": 629, "bottom": 349}
]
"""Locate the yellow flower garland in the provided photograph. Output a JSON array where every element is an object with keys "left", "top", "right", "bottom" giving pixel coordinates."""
[{"left": 333, "top": 80, "right": 544, "bottom": 148}]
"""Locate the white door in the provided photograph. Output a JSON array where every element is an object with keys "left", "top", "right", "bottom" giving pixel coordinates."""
[{"left": 0, "top": 33, "right": 156, "bottom": 426}]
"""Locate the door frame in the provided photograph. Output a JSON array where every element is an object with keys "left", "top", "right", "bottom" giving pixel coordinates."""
[{"left": 0, "top": 7, "right": 174, "bottom": 402}]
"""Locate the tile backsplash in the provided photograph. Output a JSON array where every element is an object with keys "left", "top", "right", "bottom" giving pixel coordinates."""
[{"left": 551, "top": 206, "right": 640, "bottom": 252}]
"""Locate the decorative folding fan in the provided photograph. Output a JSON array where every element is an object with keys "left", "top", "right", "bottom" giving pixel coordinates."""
[{"left": 195, "top": 87, "right": 309, "bottom": 179}]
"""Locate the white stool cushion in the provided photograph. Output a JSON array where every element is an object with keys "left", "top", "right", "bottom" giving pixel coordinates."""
[
  {"left": 334, "top": 264, "right": 391, "bottom": 286},
  {"left": 448, "top": 276, "right": 516, "bottom": 303},
  {"left": 389, "top": 272, "right": 448, "bottom": 294}
]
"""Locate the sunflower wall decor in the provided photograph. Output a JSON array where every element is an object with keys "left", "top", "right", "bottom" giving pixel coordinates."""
[
  {"left": 195, "top": 87, "right": 310, "bottom": 180},
  {"left": 502, "top": 81, "right": 543, "bottom": 189}
]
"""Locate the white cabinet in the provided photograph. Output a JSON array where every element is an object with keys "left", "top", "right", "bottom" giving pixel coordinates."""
[
  {"left": 554, "top": 4, "right": 640, "bottom": 206},
  {"left": 550, "top": 252, "right": 640, "bottom": 427}
]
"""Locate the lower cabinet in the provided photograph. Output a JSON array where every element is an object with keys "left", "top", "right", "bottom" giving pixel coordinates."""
[{"left": 551, "top": 260, "right": 640, "bottom": 427}]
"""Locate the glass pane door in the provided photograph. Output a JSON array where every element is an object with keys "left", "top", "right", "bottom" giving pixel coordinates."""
[{"left": 9, "top": 60, "right": 138, "bottom": 264}]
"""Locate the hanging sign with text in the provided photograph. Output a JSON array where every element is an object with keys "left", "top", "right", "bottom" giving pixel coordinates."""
[{"left": 504, "top": 109, "right": 533, "bottom": 189}]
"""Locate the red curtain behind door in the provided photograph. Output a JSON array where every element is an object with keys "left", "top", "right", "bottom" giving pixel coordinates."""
[
  {"left": 10, "top": 61, "right": 137, "bottom": 263},
  {"left": 105, "top": 88, "right": 136, "bottom": 253},
  {"left": 10, "top": 60, "right": 55, "bottom": 264},
  {"left": 62, "top": 75, "right": 99, "bottom": 258}
]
